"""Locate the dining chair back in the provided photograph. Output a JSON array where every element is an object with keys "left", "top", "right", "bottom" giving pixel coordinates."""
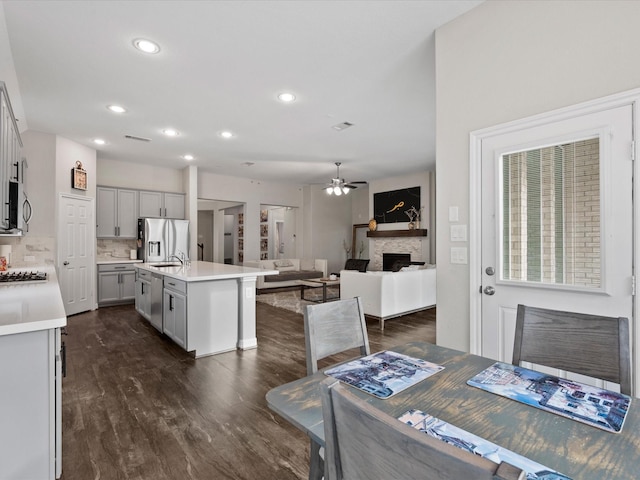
[
  {"left": 303, "top": 297, "right": 371, "bottom": 480},
  {"left": 303, "top": 297, "right": 370, "bottom": 375},
  {"left": 512, "top": 304, "right": 631, "bottom": 395},
  {"left": 320, "top": 377, "right": 525, "bottom": 480}
]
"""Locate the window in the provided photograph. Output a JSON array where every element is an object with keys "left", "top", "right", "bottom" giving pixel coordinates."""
[{"left": 501, "top": 137, "right": 600, "bottom": 288}]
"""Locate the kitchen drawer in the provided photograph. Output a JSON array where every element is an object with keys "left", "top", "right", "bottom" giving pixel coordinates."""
[
  {"left": 137, "top": 269, "right": 151, "bottom": 281},
  {"left": 164, "top": 277, "right": 186, "bottom": 294},
  {"left": 98, "top": 263, "right": 135, "bottom": 273}
]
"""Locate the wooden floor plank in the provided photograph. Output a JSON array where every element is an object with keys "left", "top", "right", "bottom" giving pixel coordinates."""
[{"left": 60, "top": 302, "right": 435, "bottom": 479}]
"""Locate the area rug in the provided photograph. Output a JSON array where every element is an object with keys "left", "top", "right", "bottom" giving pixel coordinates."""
[{"left": 256, "top": 287, "right": 340, "bottom": 315}]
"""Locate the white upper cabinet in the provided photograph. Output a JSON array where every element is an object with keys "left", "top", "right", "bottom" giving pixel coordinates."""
[{"left": 139, "top": 190, "right": 184, "bottom": 219}]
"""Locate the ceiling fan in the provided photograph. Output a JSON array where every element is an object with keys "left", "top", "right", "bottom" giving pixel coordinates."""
[{"left": 324, "top": 162, "right": 367, "bottom": 196}]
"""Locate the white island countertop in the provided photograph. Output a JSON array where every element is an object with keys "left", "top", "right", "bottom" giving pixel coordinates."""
[
  {"left": 135, "top": 260, "right": 277, "bottom": 282},
  {"left": 0, "top": 266, "right": 67, "bottom": 336}
]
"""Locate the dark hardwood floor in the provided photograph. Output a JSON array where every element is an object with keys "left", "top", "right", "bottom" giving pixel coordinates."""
[{"left": 60, "top": 302, "right": 436, "bottom": 480}]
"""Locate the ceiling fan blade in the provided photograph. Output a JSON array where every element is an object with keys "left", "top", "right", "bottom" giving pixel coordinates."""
[
  {"left": 348, "top": 181, "right": 368, "bottom": 184},
  {"left": 344, "top": 184, "right": 359, "bottom": 189}
]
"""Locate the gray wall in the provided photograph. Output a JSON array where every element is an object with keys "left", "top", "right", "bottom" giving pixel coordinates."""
[{"left": 435, "top": 0, "right": 640, "bottom": 351}]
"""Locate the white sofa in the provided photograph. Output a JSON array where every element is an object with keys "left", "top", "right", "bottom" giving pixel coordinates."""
[
  {"left": 340, "top": 266, "right": 436, "bottom": 330},
  {"left": 244, "top": 258, "right": 328, "bottom": 291}
]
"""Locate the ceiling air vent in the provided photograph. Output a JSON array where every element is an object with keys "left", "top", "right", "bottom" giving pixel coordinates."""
[
  {"left": 332, "top": 121, "right": 354, "bottom": 131},
  {"left": 124, "top": 134, "right": 151, "bottom": 142}
]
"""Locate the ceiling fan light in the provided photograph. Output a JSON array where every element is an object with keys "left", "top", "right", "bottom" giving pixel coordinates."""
[
  {"left": 325, "top": 186, "right": 333, "bottom": 195},
  {"left": 334, "top": 186, "right": 342, "bottom": 196},
  {"left": 342, "top": 186, "right": 350, "bottom": 194}
]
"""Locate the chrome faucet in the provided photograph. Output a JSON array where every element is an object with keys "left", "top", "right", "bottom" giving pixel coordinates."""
[{"left": 168, "top": 251, "right": 184, "bottom": 266}]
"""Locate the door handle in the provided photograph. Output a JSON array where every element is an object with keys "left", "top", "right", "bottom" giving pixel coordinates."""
[
  {"left": 63, "top": 261, "right": 69, "bottom": 266},
  {"left": 483, "top": 286, "right": 495, "bottom": 296}
]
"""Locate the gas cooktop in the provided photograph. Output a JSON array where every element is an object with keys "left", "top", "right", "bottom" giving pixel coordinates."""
[{"left": 0, "top": 270, "right": 48, "bottom": 284}]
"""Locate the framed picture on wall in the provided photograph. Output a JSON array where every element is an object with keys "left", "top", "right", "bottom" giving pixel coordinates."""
[
  {"left": 260, "top": 209, "right": 268, "bottom": 222},
  {"left": 71, "top": 161, "right": 87, "bottom": 190},
  {"left": 238, "top": 213, "right": 244, "bottom": 225},
  {"left": 260, "top": 252, "right": 268, "bottom": 260},
  {"left": 373, "top": 186, "right": 421, "bottom": 224},
  {"left": 260, "top": 239, "right": 268, "bottom": 251},
  {"left": 261, "top": 224, "right": 268, "bottom": 237},
  {"left": 238, "top": 225, "right": 244, "bottom": 237}
]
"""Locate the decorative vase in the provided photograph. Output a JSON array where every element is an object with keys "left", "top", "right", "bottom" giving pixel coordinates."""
[
  {"left": 368, "top": 218, "right": 377, "bottom": 231},
  {"left": 408, "top": 222, "right": 415, "bottom": 230}
]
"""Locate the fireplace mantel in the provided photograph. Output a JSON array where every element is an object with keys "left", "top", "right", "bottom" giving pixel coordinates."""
[{"left": 367, "top": 229, "right": 427, "bottom": 238}]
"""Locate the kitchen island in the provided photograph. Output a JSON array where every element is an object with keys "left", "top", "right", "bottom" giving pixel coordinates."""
[
  {"left": 0, "top": 265, "right": 66, "bottom": 479},
  {"left": 134, "top": 261, "right": 276, "bottom": 357}
]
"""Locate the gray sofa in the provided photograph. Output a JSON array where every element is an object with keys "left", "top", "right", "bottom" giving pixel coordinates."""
[{"left": 244, "top": 258, "right": 328, "bottom": 291}]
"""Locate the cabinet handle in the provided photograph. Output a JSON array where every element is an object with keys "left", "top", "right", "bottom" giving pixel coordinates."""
[
  {"left": 169, "top": 295, "right": 174, "bottom": 311},
  {"left": 141, "top": 283, "right": 145, "bottom": 294},
  {"left": 159, "top": 208, "right": 162, "bottom": 217},
  {"left": 164, "top": 208, "right": 167, "bottom": 217},
  {"left": 61, "top": 342, "right": 66, "bottom": 378},
  {"left": 114, "top": 266, "right": 126, "bottom": 269}
]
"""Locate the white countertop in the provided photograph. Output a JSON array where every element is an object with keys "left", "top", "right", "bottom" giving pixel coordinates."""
[
  {"left": 135, "top": 261, "right": 277, "bottom": 282},
  {"left": 96, "top": 258, "right": 143, "bottom": 265},
  {"left": 0, "top": 266, "right": 67, "bottom": 336}
]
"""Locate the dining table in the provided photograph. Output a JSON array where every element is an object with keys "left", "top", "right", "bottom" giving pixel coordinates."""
[{"left": 266, "top": 341, "right": 640, "bottom": 480}]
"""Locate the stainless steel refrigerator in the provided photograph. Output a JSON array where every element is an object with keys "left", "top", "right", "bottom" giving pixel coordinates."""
[{"left": 137, "top": 218, "right": 190, "bottom": 263}]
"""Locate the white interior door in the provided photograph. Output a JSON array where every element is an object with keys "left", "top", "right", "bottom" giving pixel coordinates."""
[
  {"left": 479, "top": 104, "right": 634, "bottom": 388},
  {"left": 58, "top": 193, "right": 95, "bottom": 316}
]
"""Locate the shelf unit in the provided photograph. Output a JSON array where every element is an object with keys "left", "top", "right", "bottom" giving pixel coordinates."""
[{"left": 366, "top": 229, "right": 427, "bottom": 238}]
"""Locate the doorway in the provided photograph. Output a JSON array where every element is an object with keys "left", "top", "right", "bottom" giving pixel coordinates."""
[{"left": 470, "top": 92, "right": 637, "bottom": 393}]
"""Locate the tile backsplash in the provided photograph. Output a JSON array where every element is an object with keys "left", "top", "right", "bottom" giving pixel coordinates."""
[
  {"left": 0, "top": 235, "right": 56, "bottom": 268},
  {"left": 97, "top": 238, "right": 138, "bottom": 260}
]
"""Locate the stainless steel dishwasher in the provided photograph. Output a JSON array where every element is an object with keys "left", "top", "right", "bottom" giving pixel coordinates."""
[{"left": 150, "top": 272, "right": 163, "bottom": 331}]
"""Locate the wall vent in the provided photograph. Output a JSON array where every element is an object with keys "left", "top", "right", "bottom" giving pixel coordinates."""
[
  {"left": 332, "top": 122, "right": 354, "bottom": 131},
  {"left": 124, "top": 134, "right": 151, "bottom": 142}
]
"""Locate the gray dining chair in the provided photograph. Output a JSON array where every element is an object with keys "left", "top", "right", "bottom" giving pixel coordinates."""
[
  {"left": 512, "top": 304, "right": 631, "bottom": 395},
  {"left": 303, "top": 296, "right": 370, "bottom": 376},
  {"left": 303, "top": 297, "right": 370, "bottom": 480},
  {"left": 320, "top": 377, "right": 525, "bottom": 480}
]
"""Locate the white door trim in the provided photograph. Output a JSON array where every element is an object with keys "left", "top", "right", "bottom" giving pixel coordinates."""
[
  {"left": 57, "top": 192, "right": 97, "bottom": 312},
  {"left": 470, "top": 88, "right": 639, "bottom": 392}
]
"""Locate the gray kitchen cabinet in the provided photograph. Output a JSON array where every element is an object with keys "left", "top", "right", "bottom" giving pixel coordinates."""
[
  {"left": 135, "top": 268, "right": 152, "bottom": 321},
  {"left": 163, "top": 277, "right": 187, "bottom": 348},
  {"left": 0, "top": 82, "right": 23, "bottom": 231},
  {"left": 96, "top": 187, "right": 138, "bottom": 238},
  {"left": 97, "top": 263, "right": 136, "bottom": 306},
  {"left": 0, "top": 328, "right": 62, "bottom": 479},
  {"left": 139, "top": 190, "right": 185, "bottom": 219}
]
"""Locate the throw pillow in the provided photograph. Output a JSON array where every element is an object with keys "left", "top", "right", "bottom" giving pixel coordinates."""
[{"left": 274, "top": 259, "right": 293, "bottom": 268}]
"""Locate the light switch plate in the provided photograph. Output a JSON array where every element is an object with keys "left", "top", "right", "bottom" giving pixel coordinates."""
[
  {"left": 450, "top": 247, "right": 468, "bottom": 264},
  {"left": 450, "top": 224, "right": 467, "bottom": 242},
  {"left": 449, "top": 206, "right": 459, "bottom": 222}
]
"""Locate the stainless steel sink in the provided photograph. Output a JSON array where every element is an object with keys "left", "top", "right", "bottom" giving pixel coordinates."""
[{"left": 149, "top": 262, "right": 182, "bottom": 268}]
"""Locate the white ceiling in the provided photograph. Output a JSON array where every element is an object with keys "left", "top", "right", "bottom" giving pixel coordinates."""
[{"left": 1, "top": 0, "right": 481, "bottom": 186}]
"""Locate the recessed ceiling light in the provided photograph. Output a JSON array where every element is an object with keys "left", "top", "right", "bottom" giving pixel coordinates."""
[
  {"left": 278, "top": 92, "right": 296, "bottom": 103},
  {"left": 94, "top": 138, "right": 106, "bottom": 145},
  {"left": 182, "top": 154, "right": 194, "bottom": 161},
  {"left": 133, "top": 38, "right": 160, "bottom": 54},
  {"left": 107, "top": 105, "right": 127, "bottom": 114},
  {"left": 219, "top": 131, "right": 234, "bottom": 139},
  {"left": 162, "top": 128, "right": 179, "bottom": 137}
]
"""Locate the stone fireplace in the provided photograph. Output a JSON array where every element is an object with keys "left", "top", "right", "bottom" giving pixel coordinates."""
[{"left": 369, "top": 235, "right": 427, "bottom": 271}]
